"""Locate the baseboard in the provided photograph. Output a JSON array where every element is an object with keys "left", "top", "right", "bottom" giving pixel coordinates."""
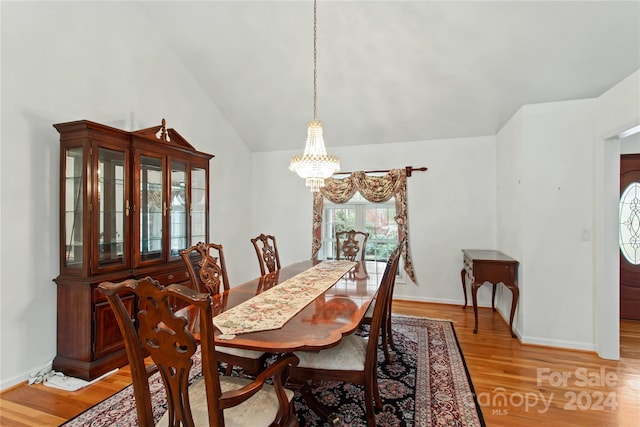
[{"left": 1, "top": 360, "right": 53, "bottom": 392}]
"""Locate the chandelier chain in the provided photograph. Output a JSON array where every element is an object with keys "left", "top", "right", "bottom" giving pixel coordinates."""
[{"left": 313, "top": 0, "right": 318, "bottom": 121}]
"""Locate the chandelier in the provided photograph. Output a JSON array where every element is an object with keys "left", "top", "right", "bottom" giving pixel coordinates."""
[{"left": 289, "top": 0, "right": 340, "bottom": 192}]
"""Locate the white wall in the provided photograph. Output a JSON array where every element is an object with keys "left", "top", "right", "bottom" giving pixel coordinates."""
[
  {"left": 495, "top": 109, "right": 524, "bottom": 331},
  {"left": 492, "top": 70, "right": 640, "bottom": 358},
  {"left": 620, "top": 133, "right": 640, "bottom": 154},
  {"left": 252, "top": 136, "right": 498, "bottom": 305},
  {"left": 0, "top": 2, "right": 253, "bottom": 389},
  {"left": 519, "top": 99, "right": 597, "bottom": 349}
]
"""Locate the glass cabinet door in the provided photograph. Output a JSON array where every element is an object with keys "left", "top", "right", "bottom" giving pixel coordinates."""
[
  {"left": 191, "top": 167, "right": 207, "bottom": 244},
  {"left": 96, "top": 147, "right": 127, "bottom": 269},
  {"left": 139, "top": 154, "right": 164, "bottom": 263},
  {"left": 170, "top": 161, "right": 187, "bottom": 259},
  {"left": 64, "top": 146, "right": 84, "bottom": 270}
]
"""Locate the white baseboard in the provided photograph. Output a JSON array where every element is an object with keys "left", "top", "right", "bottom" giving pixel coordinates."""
[{"left": 0, "top": 360, "right": 53, "bottom": 392}]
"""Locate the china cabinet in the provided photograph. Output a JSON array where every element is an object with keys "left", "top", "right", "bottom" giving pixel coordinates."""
[{"left": 53, "top": 119, "right": 213, "bottom": 380}]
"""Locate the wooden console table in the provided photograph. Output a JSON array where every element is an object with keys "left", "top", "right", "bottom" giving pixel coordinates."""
[{"left": 460, "top": 249, "right": 519, "bottom": 337}]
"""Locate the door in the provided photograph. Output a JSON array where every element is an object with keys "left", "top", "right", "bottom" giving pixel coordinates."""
[{"left": 620, "top": 154, "right": 640, "bottom": 320}]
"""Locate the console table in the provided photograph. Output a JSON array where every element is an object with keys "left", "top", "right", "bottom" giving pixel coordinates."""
[{"left": 460, "top": 249, "right": 519, "bottom": 337}]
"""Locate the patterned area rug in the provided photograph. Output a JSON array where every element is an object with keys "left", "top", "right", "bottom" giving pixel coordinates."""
[{"left": 61, "top": 315, "right": 484, "bottom": 427}]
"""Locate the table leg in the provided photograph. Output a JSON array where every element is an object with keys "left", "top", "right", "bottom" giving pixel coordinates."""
[
  {"left": 491, "top": 283, "right": 497, "bottom": 311},
  {"left": 471, "top": 281, "right": 481, "bottom": 333},
  {"left": 507, "top": 285, "right": 519, "bottom": 338},
  {"left": 460, "top": 268, "right": 468, "bottom": 308}
]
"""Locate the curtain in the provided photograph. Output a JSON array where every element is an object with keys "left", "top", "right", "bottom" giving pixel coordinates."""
[{"left": 311, "top": 169, "right": 417, "bottom": 284}]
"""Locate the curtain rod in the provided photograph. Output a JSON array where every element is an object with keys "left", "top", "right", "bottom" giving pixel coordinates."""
[{"left": 333, "top": 166, "right": 428, "bottom": 177}]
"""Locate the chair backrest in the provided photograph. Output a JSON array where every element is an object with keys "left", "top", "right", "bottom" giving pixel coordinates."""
[
  {"left": 250, "top": 233, "right": 281, "bottom": 275},
  {"left": 336, "top": 230, "right": 369, "bottom": 261},
  {"left": 99, "top": 277, "right": 223, "bottom": 427},
  {"left": 364, "top": 244, "right": 402, "bottom": 371},
  {"left": 385, "top": 238, "right": 405, "bottom": 315},
  {"left": 180, "top": 242, "right": 230, "bottom": 295}
]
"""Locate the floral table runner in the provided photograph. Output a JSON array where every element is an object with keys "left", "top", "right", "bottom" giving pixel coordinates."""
[{"left": 213, "top": 260, "right": 356, "bottom": 336}]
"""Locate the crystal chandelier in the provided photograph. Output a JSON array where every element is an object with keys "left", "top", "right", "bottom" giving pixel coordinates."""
[{"left": 289, "top": 0, "right": 340, "bottom": 192}]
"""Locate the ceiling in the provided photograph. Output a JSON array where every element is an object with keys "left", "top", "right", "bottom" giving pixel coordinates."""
[{"left": 137, "top": 1, "right": 640, "bottom": 152}]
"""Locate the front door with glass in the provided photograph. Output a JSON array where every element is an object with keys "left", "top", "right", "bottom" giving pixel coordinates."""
[{"left": 620, "top": 154, "right": 640, "bottom": 320}]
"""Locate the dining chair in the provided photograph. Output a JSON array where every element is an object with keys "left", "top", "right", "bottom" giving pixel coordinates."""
[
  {"left": 98, "top": 277, "right": 299, "bottom": 427},
  {"left": 361, "top": 239, "right": 405, "bottom": 363},
  {"left": 180, "top": 241, "right": 268, "bottom": 376},
  {"left": 180, "top": 242, "right": 230, "bottom": 295},
  {"left": 287, "top": 245, "right": 402, "bottom": 427},
  {"left": 335, "top": 229, "right": 369, "bottom": 261},
  {"left": 251, "top": 233, "right": 281, "bottom": 275}
]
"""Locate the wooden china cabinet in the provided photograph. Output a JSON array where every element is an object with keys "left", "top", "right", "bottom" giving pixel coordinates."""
[{"left": 53, "top": 119, "right": 213, "bottom": 380}]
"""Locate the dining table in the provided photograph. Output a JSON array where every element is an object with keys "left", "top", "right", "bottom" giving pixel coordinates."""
[
  {"left": 176, "top": 258, "right": 387, "bottom": 424},
  {"left": 180, "top": 258, "right": 387, "bottom": 352}
]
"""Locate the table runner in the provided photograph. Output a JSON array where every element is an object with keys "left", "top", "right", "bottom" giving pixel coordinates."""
[{"left": 213, "top": 260, "right": 356, "bottom": 336}]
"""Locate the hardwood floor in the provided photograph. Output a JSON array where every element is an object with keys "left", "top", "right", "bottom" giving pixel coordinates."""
[{"left": 1, "top": 301, "right": 638, "bottom": 426}]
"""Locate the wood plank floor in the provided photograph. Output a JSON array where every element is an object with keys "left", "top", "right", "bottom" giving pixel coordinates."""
[{"left": 1, "top": 301, "right": 638, "bottom": 426}]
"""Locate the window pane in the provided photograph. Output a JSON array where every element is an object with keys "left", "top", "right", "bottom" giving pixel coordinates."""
[
  {"left": 320, "top": 195, "right": 397, "bottom": 262},
  {"left": 620, "top": 181, "right": 640, "bottom": 265},
  {"left": 140, "top": 155, "right": 163, "bottom": 262},
  {"left": 365, "top": 203, "right": 397, "bottom": 261},
  {"left": 321, "top": 206, "right": 356, "bottom": 259},
  {"left": 191, "top": 167, "right": 207, "bottom": 244},
  {"left": 64, "top": 147, "right": 83, "bottom": 268},
  {"left": 97, "top": 148, "right": 126, "bottom": 267},
  {"left": 170, "top": 161, "right": 187, "bottom": 258}
]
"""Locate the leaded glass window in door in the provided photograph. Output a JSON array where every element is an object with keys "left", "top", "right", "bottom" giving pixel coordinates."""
[{"left": 620, "top": 181, "right": 640, "bottom": 265}]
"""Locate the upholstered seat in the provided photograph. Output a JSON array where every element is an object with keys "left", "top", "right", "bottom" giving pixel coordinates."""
[
  {"left": 157, "top": 375, "right": 295, "bottom": 427},
  {"left": 293, "top": 334, "right": 367, "bottom": 371},
  {"left": 99, "top": 277, "right": 299, "bottom": 427},
  {"left": 180, "top": 242, "right": 269, "bottom": 376}
]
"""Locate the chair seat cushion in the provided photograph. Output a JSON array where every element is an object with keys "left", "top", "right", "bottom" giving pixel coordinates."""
[
  {"left": 364, "top": 300, "right": 375, "bottom": 319},
  {"left": 216, "top": 345, "right": 265, "bottom": 359},
  {"left": 156, "top": 375, "right": 294, "bottom": 427},
  {"left": 294, "top": 334, "right": 368, "bottom": 371}
]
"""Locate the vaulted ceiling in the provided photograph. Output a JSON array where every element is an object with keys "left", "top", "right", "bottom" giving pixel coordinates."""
[{"left": 136, "top": 1, "right": 640, "bottom": 152}]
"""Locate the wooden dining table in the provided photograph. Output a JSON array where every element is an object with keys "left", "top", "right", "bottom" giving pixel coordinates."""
[{"left": 179, "top": 259, "right": 387, "bottom": 353}]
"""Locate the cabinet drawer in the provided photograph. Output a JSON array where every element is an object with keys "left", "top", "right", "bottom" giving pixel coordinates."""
[{"left": 152, "top": 270, "right": 191, "bottom": 286}]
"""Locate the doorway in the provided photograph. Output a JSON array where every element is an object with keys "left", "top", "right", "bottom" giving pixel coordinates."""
[{"left": 620, "top": 153, "right": 640, "bottom": 320}]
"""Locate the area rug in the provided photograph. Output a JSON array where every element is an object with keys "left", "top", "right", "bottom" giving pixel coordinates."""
[{"left": 61, "top": 315, "right": 484, "bottom": 427}]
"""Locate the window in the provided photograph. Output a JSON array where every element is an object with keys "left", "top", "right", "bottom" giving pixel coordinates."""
[
  {"left": 620, "top": 181, "right": 640, "bottom": 265},
  {"left": 319, "top": 193, "right": 402, "bottom": 279}
]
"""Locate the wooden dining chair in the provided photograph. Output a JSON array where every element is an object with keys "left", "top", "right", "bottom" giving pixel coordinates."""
[
  {"left": 335, "top": 230, "right": 369, "bottom": 261},
  {"left": 287, "top": 246, "right": 402, "bottom": 427},
  {"left": 361, "top": 239, "right": 405, "bottom": 363},
  {"left": 98, "top": 277, "right": 299, "bottom": 427},
  {"left": 180, "top": 242, "right": 230, "bottom": 295},
  {"left": 251, "top": 233, "right": 281, "bottom": 275},
  {"left": 180, "top": 242, "right": 268, "bottom": 376}
]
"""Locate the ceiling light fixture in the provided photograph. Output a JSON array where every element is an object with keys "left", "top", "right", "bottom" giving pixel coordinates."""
[{"left": 289, "top": 0, "right": 340, "bottom": 192}]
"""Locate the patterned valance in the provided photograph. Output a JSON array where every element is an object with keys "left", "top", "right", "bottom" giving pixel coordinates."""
[{"left": 311, "top": 169, "right": 418, "bottom": 284}]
